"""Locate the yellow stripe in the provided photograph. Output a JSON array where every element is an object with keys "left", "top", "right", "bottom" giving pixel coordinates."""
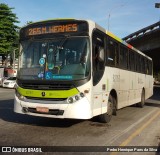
[
  {"left": 106, "top": 31, "right": 122, "bottom": 43},
  {"left": 111, "top": 110, "right": 160, "bottom": 155},
  {"left": 17, "top": 86, "right": 79, "bottom": 98}
]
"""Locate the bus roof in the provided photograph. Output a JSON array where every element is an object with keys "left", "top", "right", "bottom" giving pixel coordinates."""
[
  {"left": 92, "top": 20, "right": 152, "bottom": 61},
  {"left": 21, "top": 18, "right": 152, "bottom": 61},
  {"left": 21, "top": 18, "right": 78, "bottom": 28}
]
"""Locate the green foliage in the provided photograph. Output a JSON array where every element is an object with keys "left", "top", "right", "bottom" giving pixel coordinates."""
[{"left": 0, "top": 3, "right": 19, "bottom": 55}]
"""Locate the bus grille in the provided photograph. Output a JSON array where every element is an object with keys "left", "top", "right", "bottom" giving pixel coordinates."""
[
  {"left": 25, "top": 96, "right": 67, "bottom": 101},
  {"left": 19, "top": 83, "right": 73, "bottom": 90}
]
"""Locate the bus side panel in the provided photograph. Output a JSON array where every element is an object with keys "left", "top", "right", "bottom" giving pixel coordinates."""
[
  {"left": 138, "top": 73, "right": 145, "bottom": 100},
  {"left": 145, "top": 75, "right": 149, "bottom": 99},
  {"left": 128, "top": 71, "right": 136, "bottom": 106},
  {"left": 145, "top": 74, "right": 153, "bottom": 99},
  {"left": 133, "top": 72, "right": 139, "bottom": 104},
  {"left": 105, "top": 67, "right": 120, "bottom": 108},
  {"left": 93, "top": 67, "right": 120, "bottom": 116},
  {"left": 93, "top": 68, "right": 108, "bottom": 116},
  {"left": 105, "top": 67, "right": 120, "bottom": 91},
  {"left": 118, "top": 69, "right": 130, "bottom": 109}
]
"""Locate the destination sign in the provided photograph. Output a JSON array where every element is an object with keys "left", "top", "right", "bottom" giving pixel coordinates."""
[
  {"left": 20, "top": 20, "right": 89, "bottom": 39},
  {"left": 27, "top": 24, "right": 78, "bottom": 36}
]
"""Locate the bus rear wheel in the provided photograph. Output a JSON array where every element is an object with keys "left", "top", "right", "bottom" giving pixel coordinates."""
[
  {"left": 98, "top": 95, "right": 114, "bottom": 123},
  {"left": 137, "top": 89, "right": 145, "bottom": 108}
]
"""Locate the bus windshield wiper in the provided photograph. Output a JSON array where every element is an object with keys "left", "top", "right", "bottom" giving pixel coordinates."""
[
  {"left": 51, "top": 35, "right": 70, "bottom": 67},
  {"left": 54, "top": 35, "right": 70, "bottom": 56}
]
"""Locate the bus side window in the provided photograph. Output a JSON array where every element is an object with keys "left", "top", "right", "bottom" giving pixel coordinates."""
[
  {"left": 137, "top": 54, "right": 141, "bottom": 73},
  {"left": 146, "top": 59, "right": 152, "bottom": 75},
  {"left": 135, "top": 53, "right": 138, "bottom": 72},
  {"left": 149, "top": 60, "right": 152, "bottom": 75},
  {"left": 146, "top": 59, "right": 148, "bottom": 75},
  {"left": 92, "top": 29, "right": 105, "bottom": 86},
  {"left": 107, "top": 38, "right": 119, "bottom": 67},
  {"left": 94, "top": 45, "right": 104, "bottom": 71},
  {"left": 129, "top": 50, "right": 135, "bottom": 71},
  {"left": 141, "top": 57, "right": 145, "bottom": 74},
  {"left": 92, "top": 33, "right": 105, "bottom": 71},
  {"left": 120, "top": 46, "right": 128, "bottom": 69}
]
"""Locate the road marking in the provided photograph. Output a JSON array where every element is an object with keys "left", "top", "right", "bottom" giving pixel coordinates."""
[
  {"left": 110, "top": 110, "right": 160, "bottom": 155},
  {"left": 106, "top": 108, "right": 158, "bottom": 145},
  {"left": 120, "top": 110, "right": 160, "bottom": 146}
]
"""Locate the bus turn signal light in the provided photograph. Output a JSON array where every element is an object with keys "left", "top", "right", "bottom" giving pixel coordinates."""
[{"left": 84, "top": 89, "right": 90, "bottom": 94}]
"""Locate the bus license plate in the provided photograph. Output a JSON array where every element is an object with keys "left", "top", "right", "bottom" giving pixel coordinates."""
[{"left": 36, "top": 107, "right": 49, "bottom": 113}]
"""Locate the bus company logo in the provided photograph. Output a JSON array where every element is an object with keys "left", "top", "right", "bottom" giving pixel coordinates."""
[
  {"left": 41, "top": 92, "right": 46, "bottom": 97},
  {"left": 2, "top": 147, "right": 11, "bottom": 152}
]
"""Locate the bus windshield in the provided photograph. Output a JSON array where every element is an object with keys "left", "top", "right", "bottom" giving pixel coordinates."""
[{"left": 18, "top": 36, "right": 90, "bottom": 81}]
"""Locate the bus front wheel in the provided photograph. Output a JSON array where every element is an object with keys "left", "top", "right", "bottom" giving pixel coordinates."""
[{"left": 99, "top": 95, "right": 115, "bottom": 123}]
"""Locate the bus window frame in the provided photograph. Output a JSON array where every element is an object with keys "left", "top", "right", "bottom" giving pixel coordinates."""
[
  {"left": 106, "top": 36, "right": 119, "bottom": 67},
  {"left": 92, "top": 29, "right": 106, "bottom": 86}
]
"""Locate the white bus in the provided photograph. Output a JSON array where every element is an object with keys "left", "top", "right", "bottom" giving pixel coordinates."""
[{"left": 14, "top": 19, "right": 153, "bottom": 123}]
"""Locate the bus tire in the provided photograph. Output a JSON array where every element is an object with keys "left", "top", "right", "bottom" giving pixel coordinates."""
[
  {"left": 99, "top": 94, "right": 114, "bottom": 123},
  {"left": 112, "top": 97, "right": 117, "bottom": 116},
  {"left": 137, "top": 89, "right": 145, "bottom": 108}
]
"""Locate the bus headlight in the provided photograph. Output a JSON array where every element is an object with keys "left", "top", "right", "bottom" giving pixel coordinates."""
[
  {"left": 67, "top": 92, "right": 85, "bottom": 103},
  {"left": 15, "top": 88, "right": 25, "bottom": 101},
  {"left": 15, "top": 88, "right": 21, "bottom": 98},
  {"left": 19, "top": 95, "right": 25, "bottom": 101},
  {"left": 80, "top": 92, "right": 85, "bottom": 97},
  {"left": 68, "top": 97, "right": 74, "bottom": 103},
  {"left": 75, "top": 95, "right": 79, "bottom": 101}
]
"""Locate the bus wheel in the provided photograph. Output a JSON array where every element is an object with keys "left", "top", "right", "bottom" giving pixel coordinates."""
[
  {"left": 137, "top": 89, "right": 145, "bottom": 108},
  {"left": 99, "top": 95, "right": 114, "bottom": 123}
]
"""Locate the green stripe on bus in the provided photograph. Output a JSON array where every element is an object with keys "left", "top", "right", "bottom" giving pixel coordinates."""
[{"left": 17, "top": 86, "right": 79, "bottom": 98}]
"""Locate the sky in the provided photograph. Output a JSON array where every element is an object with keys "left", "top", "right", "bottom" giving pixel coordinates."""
[{"left": 1, "top": 0, "right": 160, "bottom": 38}]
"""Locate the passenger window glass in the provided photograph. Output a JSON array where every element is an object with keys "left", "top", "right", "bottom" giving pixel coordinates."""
[
  {"left": 107, "top": 38, "right": 118, "bottom": 67},
  {"left": 92, "top": 30, "right": 105, "bottom": 86},
  {"left": 120, "top": 46, "right": 128, "bottom": 69}
]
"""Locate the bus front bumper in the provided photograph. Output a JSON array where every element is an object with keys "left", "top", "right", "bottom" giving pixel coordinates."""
[{"left": 14, "top": 95, "right": 92, "bottom": 119}]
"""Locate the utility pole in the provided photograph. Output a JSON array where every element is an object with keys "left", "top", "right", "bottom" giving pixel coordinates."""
[{"left": 107, "top": 4, "right": 125, "bottom": 31}]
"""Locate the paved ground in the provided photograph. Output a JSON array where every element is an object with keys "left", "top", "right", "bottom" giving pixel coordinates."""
[{"left": 0, "top": 86, "right": 159, "bottom": 155}]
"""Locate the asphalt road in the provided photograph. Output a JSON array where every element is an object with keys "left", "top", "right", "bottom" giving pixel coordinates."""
[{"left": 0, "top": 86, "right": 159, "bottom": 155}]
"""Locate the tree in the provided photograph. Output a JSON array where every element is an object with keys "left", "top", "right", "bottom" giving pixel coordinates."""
[{"left": 0, "top": 3, "right": 19, "bottom": 65}]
